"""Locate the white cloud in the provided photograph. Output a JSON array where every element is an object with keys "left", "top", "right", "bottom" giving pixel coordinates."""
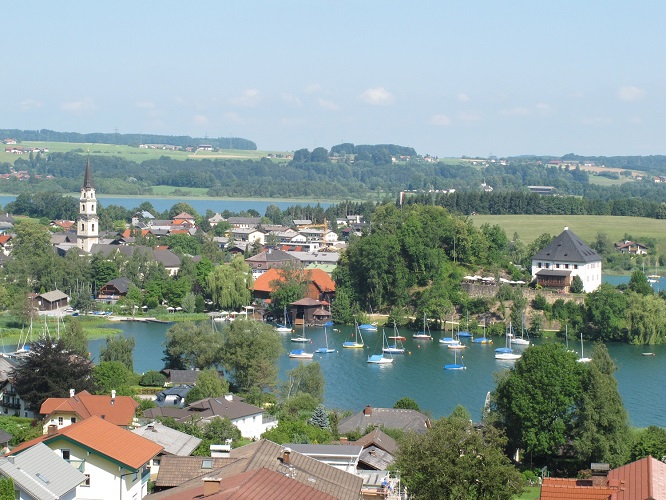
[
  {"left": 281, "top": 93, "right": 302, "bottom": 107},
  {"left": 60, "top": 98, "right": 95, "bottom": 112},
  {"left": 457, "top": 93, "right": 470, "bottom": 102},
  {"left": 193, "top": 114, "right": 209, "bottom": 124},
  {"left": 20, "top": 99, "right": 42, "bottom": 110},
  {"left": 359, "top": 87, "right": 395, "bottom": 106},
  {"left": 617, "top": 85, "right": 645, "bottom": 102},
  {"left": 318, "top": 98, "right": 339, "bottom": 111},
  {"left": 431, "top": 114, "right": 452, "bottom": 126},
  {"left": 230, "top": 89, "right": 261, "bottom": 107}
]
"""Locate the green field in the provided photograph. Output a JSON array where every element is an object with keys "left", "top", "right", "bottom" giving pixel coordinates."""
[
  {"left": 1, "top": 141, "right": 290, "bottom": 165},
  {"left": 470, "top": 214, "right": 666, "bottom": 253}
]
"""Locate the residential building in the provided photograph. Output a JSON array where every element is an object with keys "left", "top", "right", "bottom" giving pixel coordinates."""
[
  {"left": 0, "top": 356, "right": 31, "bottom": 418},
  {"left": 151, "top": 439, "right": 363, "bottom": 500},
  {"left": 144, "top": 395, "right": 278, "bottom": 440},
  {"left": 352, "top": 427, "right": 397, "bottom": 470},
  {"left": 338, "top": 405, "right": 431, "bottom": 435},
  {"left": 8, "top": 416, "right": 162, "bottom": 500},
  {"left": 230, "top": 228, "right": 265, "bottom": 245},
  {"left": 0, "top": 442, "right": 86, "bottom": 500},
  {"left": 290, "top": 297, "right": 332, "bottom": 326},
  {"left": 132, "top": 422, "right": 202, "bottom": 480},
  {"left": 161, "top": 369, "right": 200, "bottom": 387},
  {"left": 245, "top": 248, "right": 298, "bottom": 277},
  {"left": 283, "top": 444, "right": 362, "bottom": 473},
  {"left": 98, "top": 277, "right": 132, "bottom": 302},
  {"left": 227, "top": 217, "right": 261, "bottom": 229},
  {"left": 155, "top": 386, "right": 192, "bottom": 407},
  {"left": 77, "top": 158, "right": 99, "bottom": 253},
  {"left": 253, "top": 267, "right": 335, "bottom": 304},
  {"left": 40, "top": 389, "right": 139, "bottom": 432},
  {"left": 614, "top": 240, "right": 649, "bottom": 255},
  {"left": 531, "top": 227, "right": 602, "bottom": 293},
  {"left": 208, "top": 212, "right": 224, "bottom": 227}
]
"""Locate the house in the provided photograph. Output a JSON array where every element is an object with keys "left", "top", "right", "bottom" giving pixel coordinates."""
[
  {"left": 531, "top": 227, "right": 602, "bottom": 293},
  {"left": 539, "top": 456, "right": 666, "bottom": 499},
  {"left": 338, "top": 405, "right": 431, "bottom": 435},
  {"left": 152, "top": 439, "right": 363, "bottom": 500},
  {"left": 253, "top": 267, "right": 336, "bottom": 304},
  {"left": 528, "top": 185, "right": 556, "bottom": 195},
  {"left": 283, "top": 444, "right": 362, "bottom": 473},
  {"left": 290, "top": 297, "right": 331, "bottom": 326},
  {"left": 0, "top": 235, "right": 12, "bottom": 255},
  {"left": 98, "top": 277, "right": 132, "bottom": 302},
  {"left": 8, "top": 416, "right": 162, "bottom": 500},
  {"left": 161, "top": 369, "right": 200, "bottom": 386},
  {"left": 132, "top": 422, "right": 202, "bottom": 480},
  {"left": 172, "top": 212, "right": 196, "bottom": 225},
  {"left": 155, "top": 385, "right": 192, "bottom": 407},
  {"left": 149, "top": 467, "right": 337, "bottom": 500},
  {"left": 40, "top": 389, "right": 139, "bottom": 432},
  {"left": 31, "top": 290, "right": 69, "bottom": 311},
  {"left": 227, "top": 217, "right": 261, "bottom": 229},
  {"left": 245, "top": 248, "right": 298, "bottom": 276},
  {"left": 614, "top": 240, "right": 649, "bottom": 255},
  {"left": 208, "top": 212, "right": 224, "bottom": 227},
  {"left": 0, "top": 442, "right": 86, "bottom": 500},
  {"left": 230, "top": 228, "right": 265, "bottom": 245},
  {"left": 352, "top": 427, "right": 398, "bottom": 470},
  {"left": 144, "top": 395, "right": 278, "bottom": 440},
  {"left": 0, "top": 357, "right": 32, "bottom": 418}
]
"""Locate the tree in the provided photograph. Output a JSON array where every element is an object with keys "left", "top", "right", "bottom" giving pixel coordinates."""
[
  {"left": 0, "top": 477, "right": 14, "bottom": 500},
  {"left": 60, "top": 317, "right": 89, "bottom": 357},
  {"left": 628, "top": 269, "right": 653, "bottom": 295},
  {"left": 205, "top": 256, "right": 253, "bottom": 310},
  {"left": 163, "top": 321, "right": 223, "bottom": 370},
  {"left": 269, "top": 262, "right": 309, "bottom": 313},
  {"left": 393, "top": 397, "right": 421, "bottom": 411},
  {"left": 492, "top": 343, "right": 584, "bottom": 466},
  {"left": 99, "top": 336, "right": 135, "bottom": 371},
  {"left": 221, "top": 319, "right": 283, "bottom": 393},
  {"left": 394, "top": 416, "right": 523, "bottom": 499},
  {"left": 93, "top": 361, "right": 133, "bottom": 395},
  {"left": 309, "top": 404, "right": 331, "bottom": 431},
  {"left": 570, "top": 275, "right": 584, "bottom": 294},
  {"left": 585, "top": 284, "right": 628, "bottom": 341},
  {"left": 181, "top": 291, "right": 196, "bottom": 313},
  {"left": 280, "top": 362, "right": 325, "bottom": 402},
  {"left": 11, "top": 339, "right": 94, "bottom": 412},
  {"left": 631, "top": 426, "right": 666, "bottom": 461},
  {"left": 310, "top": 147, "right": 330, "bottom": 163},
  {"left": 139, "top": 370, "right": 166, "bottom": 387},
  {"left": 185, "top": 369, "right": 229, "bottom": 405}
]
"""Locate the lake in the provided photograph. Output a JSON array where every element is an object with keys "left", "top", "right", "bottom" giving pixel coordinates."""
[
  {"left": 88, "top": 320, "right": 666, "bottom": 428},
  {"left": 0, "top": 195, "right": 332, "bottom": 217}
]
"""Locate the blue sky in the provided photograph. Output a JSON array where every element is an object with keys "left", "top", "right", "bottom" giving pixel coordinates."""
[{"left": 5, "top": 1, "right": 665, "bottom": 157}]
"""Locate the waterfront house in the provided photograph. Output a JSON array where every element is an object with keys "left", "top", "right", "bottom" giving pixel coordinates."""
[
  {"left": 290, "top": 297, "right": 332, "bottom": 326},
  {"left": 0, "top": 357, "right": 32, "bottom": 418},
  {"left": 531, "top": 227, "right": 602, "bottom": 293},
  {"left": 230, "top": 228, "right": 265, "bottom": 245},
  {"left": 253, "top": 267, "right": 335, "bottom": 304},
  {"left": 0, "top": 442, "right": 86, "bottom": 500},
  {"left": 338, "top": 405, "right": 431, "bottom": 435},
  {"left": 151, "top": 439, "right": 363, "bottom": 500},
  {"left": 40, "top": 389, "right": 139, "bottom": 432},
  {"left": 614, "top": 240, "right": 649, "bottom": 255},
  {"left": 98, "top": 277, "right": 132, "bottom": 302},
  {"left": 31, "top": 290, "right": 69, "bottom": 311},
  {"left": 208, "top": 212, "right": 224, "bottom": 227},
  {"left": 8, "top": 416, "right": 162, "bottom": 500}
]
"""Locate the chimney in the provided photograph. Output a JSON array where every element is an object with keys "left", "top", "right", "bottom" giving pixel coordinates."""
[
  {"left": 111, "top": 390, "right": 116, "bottom": 400},
  {"left": 339, "top": 436, "right": 348, "bottom": 445},
  {"left": 203, "top": 478, "right": 222, "bottom": 497},
  {"left": 564, "top": 226, "right": 569, "bottom": 231},
  {"left": 47, "top": 425, "right": 57, "bottom": 435},
  {"left": 69, "top": 389, "right": 75, "bottom": 398},
  {"left": 283, "top": 447, "right": 292, "bottom": 464},
  {"left": 224, "top": 394, "right": 233, "bottom": 401},
  {"left": 363, "top": 405, "right": 373, "bottom": 416},
  {"left": 590, "top": 463, "right": 610, "bottom": 487}
]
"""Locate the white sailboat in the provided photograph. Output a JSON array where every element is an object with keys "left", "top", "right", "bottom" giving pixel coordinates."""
[
  {"left": 511, "top": 317, "right": 530, "bottom": 346},
  {"left": 444, "top": 348, "right": 466, "bottom": 370},
  {"left": 343, "top": 321, "right": 364, "bottom": 348},
  {"left": 275, "top": 306, "right": 293, "bottom": 333},
  {"left": 289, "top": 349, "right": 314, "bottom": 359},
  {"left": 368, "top": 330, "right": 394, "bottom": 364},
  {"left": 495, "top": 323, "right": 521, "bottom": 360},
  {"left": 290, "top": 323, "right": 310, "bottom": 343},
  {"left": 577, "top": 332, "right": 592, "bottom": 363},
  {"left": 383, "top": 323, "right": 405, "bottom": 354},
  {"left": 315, "top": 324, "right": 336, "bottom": 354},
  {"left": 413, "top": 312, "right": 432, "bottom": 339}
]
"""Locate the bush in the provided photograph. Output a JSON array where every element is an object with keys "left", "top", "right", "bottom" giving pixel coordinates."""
[
  {"left": 140, "top": 370, "right": 166, "bottom": 387},
  {"left": 532, "top": 294, "right": 550, "bottom": 312}
]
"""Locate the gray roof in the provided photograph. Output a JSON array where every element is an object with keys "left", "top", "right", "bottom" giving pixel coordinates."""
[
  {"left": 245, "top": 248, "right": 297, "bottom": 263},
  {"left": 0, "top": 442, "right": 86, "bottom": 500},
  {"left": 162, "top": 369, "right": 200, "bottom": 385},
  {"left": 358, "top": 445, "right": 394, "bottom": 470},
  {"left": 38, "top": 290, "right": 69, "bottom": 302},
  {"left": 132, "top": 422, "right": 201, "bottom": 456},
  {"left": 153, "top": 249, "right": 181, "bottom": 268},
  {"left": 287, "top": 251, "right": 340, "bottom": 264},
  {"left": 103, "top": 277, "right": 132, "bottom": 294},
  {"left": 532, "top": 229, "right": 600, "bottom": 264},
  {"left": 187, "top": 397, "right": 264, "bottom": 420},
  {"left": 0, "top": 357, "right": 17, "bottom": 383},
  {"left": 227, "top": 217, "right": 261, "bottom": 225},
  {"left": 535, "top": 269, "right": 572, "bottom": 277},
  {"left": 285, "top": 444, "right": 363, "bottom": 458},
  {"left": 338, "top": 407, "right": 431, "bottom": 435}
]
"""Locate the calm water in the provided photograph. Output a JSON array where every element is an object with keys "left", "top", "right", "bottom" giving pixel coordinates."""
[
  {"left": 88, "top": 321, "right": 666, "bottom": 427},
  {"left": 0, "top": 195, "right": 331, "bottom": 216}
]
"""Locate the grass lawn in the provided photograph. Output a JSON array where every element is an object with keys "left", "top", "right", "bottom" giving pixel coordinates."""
[
  {"left": 470, "top": 214, "right": 666, "bottom": 255},
  {"left": 514, "top": 486, "right": 540, "bottom": 499}
]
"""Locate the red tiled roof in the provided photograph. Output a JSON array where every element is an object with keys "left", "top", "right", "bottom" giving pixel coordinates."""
[
  {"left": 539, "top": 478, "right": 614, "bottom": 500},
  {"left": 121, "top": 229, "right": 149, "bottom": 238},
  {"left": 253, "top": 268, "right": 335, "bottom": 294},
  {"left": 608, "top": 455, "right": 666, "bottom": 500},
  {"left": 10, "top": 416, "right": 162, "bottom": 470},
  {"left": 0, "top": 235, "right": 11, "bottom": 245},
  {"left": 39, "top": 390, "right": 138, "bottom": 426}
]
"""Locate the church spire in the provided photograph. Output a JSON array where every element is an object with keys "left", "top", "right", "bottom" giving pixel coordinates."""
[{"left": 82, "top": 156, "right": 94, "bottom": 189}]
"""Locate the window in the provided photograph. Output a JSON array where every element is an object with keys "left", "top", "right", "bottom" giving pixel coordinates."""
[
  {"left": 201, "top": 459, "right": 213, "bottom": 469},
  {"left": 81, "top": 204, "right": 85, "bottom": 211},
  {"left": 153, "top": 459, "right": 161, "bottom": 467},
  {"left": 555, "top": 264, "right": 560, "bottom": 269},
  {"left": 58, "top": 417, "right": 63, "bottom": 425},
  {"left": 91, "top": 204, "right": 95, "bottom": 211},
  {"left": 82, "top": 474, "right": 90, "bottom": 486},
  {"left": 91, "top": 224, "right": 95, "bottom": 232},
  {"left": 574, "top": 264, "right": 578, "bottom": 269},
  {"left": 81, "top": 223, "right": 85, "bottom": 231},
  {"left": 61, "top": 450, "right": 70, "bottom": 460},
  {"left": 71, "top": 417, "right": 76, "bottom": 424},
  {"left": 565, "top": 264, "right": 569, "bottom": 269}
]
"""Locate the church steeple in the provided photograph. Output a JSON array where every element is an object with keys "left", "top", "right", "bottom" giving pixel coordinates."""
[{"left": 82, "top": 156, "right": 94, "bottom": 189}]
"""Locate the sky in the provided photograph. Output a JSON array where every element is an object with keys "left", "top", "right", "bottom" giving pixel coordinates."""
[{"left": 4, "top": 1, "right": 666, "bottom": 157}]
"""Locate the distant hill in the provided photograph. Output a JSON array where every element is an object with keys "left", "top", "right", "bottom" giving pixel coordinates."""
[{"left": 0, "top": 129, "right": 257, "bottom": 150}]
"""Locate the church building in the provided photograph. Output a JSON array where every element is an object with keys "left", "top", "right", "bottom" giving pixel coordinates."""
[{"left": 77, "top": 158, "right": 99, "bottom": 252}]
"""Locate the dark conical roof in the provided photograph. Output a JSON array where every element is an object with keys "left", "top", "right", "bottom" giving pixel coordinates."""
[
  {"left": 532, "top": 228, "right": 600, "bottom": 263},
  {"left": 82, "top": 157, "right": 94, "bottom": 189}
]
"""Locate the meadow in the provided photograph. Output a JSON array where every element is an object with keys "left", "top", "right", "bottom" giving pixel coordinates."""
[{"left": 470, "top": 214, "right": 666, "bottom": 253}]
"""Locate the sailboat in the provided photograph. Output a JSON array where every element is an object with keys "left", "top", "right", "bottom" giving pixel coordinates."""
[
  {"left": 343, "top": 322, "right": 365, "bottom": 348},
  {"left": 368, "top": 330, "right": 394, "bottom": 364},
  {"left": 648, "top": 258, "right": 660, "bottom": 284},
  {"left": 359, "top": 322, "right": 378, "bottom": 332},
  {"left": 444, "top": 349, "right": 466, "bottom": 370},
  {"left": 564, "top": 324, "right": 574, "bottom": 353},
  {"left": 439, "top": 314, "right": 456, "bottom": 344},
  {"left": 458, "top": 311, "right": 472, "bottom": 338},
  {"left": 289, "top": 348, "right": 314, "bottom": 359},
  {"left": 290, "top": 323, "right": 310, "bottom": 343},
  {"left": 495, "top": 323, "right": 521, "bottom": 360},
  {"left": 315, "top": 324, "right": 336, "bottom": 354},
  {"left": 275, "top": 306, "right": 293, "bottom": 333},
  {"left": 511, "top": 317, "right": 530, "bottom": 346},
  {"left": 384, "top": 323, "right": 405, "bottom": 354},
  {"left": 413, "top": 313, "right": 433, "bottom": 339},
  {"left": 577, "top": 332, "right": 591, "bottom": 363},
  {"left": 472, "top": 319, "right": 492, "bottom": 344}
]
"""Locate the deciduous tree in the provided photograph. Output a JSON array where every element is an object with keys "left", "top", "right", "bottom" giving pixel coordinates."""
[{"left": 163, "top": 321, "right": 223, "bottom": 370}]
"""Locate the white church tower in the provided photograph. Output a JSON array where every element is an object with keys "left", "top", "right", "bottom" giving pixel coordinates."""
[{"left": 77, "top": 157, "right": 99, "bottom": 252}]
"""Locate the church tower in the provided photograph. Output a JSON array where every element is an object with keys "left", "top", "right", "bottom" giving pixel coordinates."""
[{"left": 77, "top": 157, "right": 99, "bottom": 252}]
